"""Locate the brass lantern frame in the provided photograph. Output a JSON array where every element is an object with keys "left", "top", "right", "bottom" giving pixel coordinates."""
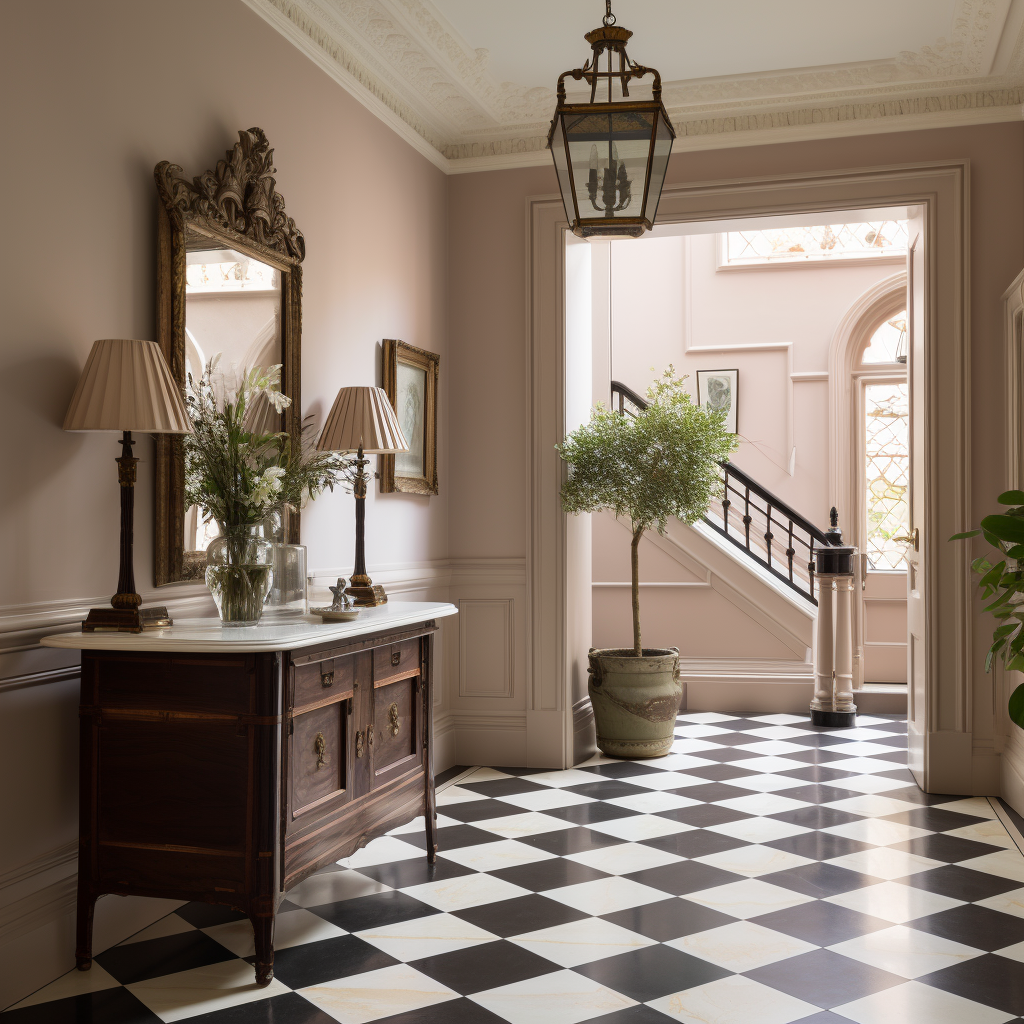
[{"left": 547, "top": 8, "right": 676, "bottom": 239}]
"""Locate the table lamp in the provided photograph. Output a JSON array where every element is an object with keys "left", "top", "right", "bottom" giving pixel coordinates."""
[
  {"left": 317, "top": 386, "right": 408, "bottom": 606},
  {"left": 64, "top": 339, "right": 192, "bottom": 632}
]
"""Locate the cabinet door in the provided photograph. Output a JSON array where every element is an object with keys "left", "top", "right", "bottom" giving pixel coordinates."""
[
  {"left": 288, "top": 700, "right": 352, "bottom": 829},
  {"left": 371, "top": 676, "right": 422, "bottom": 788}
]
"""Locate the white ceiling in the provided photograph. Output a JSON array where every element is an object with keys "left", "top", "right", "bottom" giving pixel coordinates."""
[{"left": 243, "top": 0, "right": 1024, "bottom": 172}]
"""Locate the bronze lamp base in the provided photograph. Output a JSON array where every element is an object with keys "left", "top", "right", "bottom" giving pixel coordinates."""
[{"left": 82, "top": 605, "right": 173, "bottom": 634}]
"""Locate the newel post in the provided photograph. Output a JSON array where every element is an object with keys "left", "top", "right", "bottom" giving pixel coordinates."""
[{"left": 810, "top": 508, "right": 857, "bottom": 728}]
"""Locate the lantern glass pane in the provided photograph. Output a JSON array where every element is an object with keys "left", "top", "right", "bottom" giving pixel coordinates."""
[
  {"left": 564, "top": 109, "right": 655, "bottom": 223},
  {"left": 643, "top": 112, "right": 674, "bottom": 224},
  {"left": 550, "top": 116, "right": 578, "bottom": 227}
]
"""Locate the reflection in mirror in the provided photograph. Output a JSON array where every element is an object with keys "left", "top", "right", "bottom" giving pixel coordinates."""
[{"left": 183, "top": 247, "right": 283, "bottom": 553}]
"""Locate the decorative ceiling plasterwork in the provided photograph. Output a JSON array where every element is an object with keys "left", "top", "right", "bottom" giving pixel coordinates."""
[{"left": 243, "top": 0, "right": 1024, "bottom": 172}]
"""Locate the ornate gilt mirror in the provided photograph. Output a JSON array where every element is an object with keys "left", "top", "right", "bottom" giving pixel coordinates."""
[{"left": 154, "top": 128, "right": 304, "bottom": 585}]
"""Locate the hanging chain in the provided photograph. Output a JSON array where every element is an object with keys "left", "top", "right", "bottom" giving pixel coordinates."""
[{"left": 603, "top": 0, "right": 615, "bottom": 26}]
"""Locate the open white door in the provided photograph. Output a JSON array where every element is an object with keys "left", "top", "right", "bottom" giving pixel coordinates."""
[{"left": 906, "top": 207, "right": 927, "bottom": 784}]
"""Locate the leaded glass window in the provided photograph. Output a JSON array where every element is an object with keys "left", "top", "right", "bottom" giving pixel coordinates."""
[
  {"left": 864, "top": 382, "right": 909, "bottom": 570},
  {"left": 863, "top": 311, "right": 907, "bottom": 363},
  {"left": 724, "top": 221, "right": 908, "bottom": 266}
]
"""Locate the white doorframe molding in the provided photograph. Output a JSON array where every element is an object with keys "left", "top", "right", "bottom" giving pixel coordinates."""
[{"left": 528, "top": 161, "right": 972, "bottom": 788}]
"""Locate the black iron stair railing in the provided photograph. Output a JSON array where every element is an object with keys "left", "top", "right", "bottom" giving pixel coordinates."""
[{"left": 609, "top": 381, "right": 830, "bottom": 605}]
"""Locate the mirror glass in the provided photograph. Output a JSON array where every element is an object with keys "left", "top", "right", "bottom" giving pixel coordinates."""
[{"left": 183, "top": 245, "right": 283, "bottom": 552}]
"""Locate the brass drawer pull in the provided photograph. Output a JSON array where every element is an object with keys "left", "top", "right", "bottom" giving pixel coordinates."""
[
  {"left": 388, "top": 702, "right": 400, "bottom": 737},
  {"left": 391, "top": 650, "right": 401, "bottom": 666},
  {"left": 355, "top": 731, "right": 363, "bottom": 758},
  {"left": 314, "top": 732, "right": 330, "bottom": 771},
  {"left": 321, "top": 670, "right": 334, "bottom": 689}
]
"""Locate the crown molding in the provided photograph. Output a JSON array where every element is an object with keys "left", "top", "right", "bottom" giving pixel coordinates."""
[{"left": 244, "top": 0, "right": 1024, "bottom": 173}]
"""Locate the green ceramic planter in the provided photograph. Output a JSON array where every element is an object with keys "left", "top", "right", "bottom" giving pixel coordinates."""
[{"left": 587, "top": 647, "right": 682, "bottom": 759}]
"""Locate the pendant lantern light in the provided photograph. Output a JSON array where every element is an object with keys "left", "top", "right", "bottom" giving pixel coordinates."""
[{"left": 547, "top": 0, "right": 676, "bottom": 238}]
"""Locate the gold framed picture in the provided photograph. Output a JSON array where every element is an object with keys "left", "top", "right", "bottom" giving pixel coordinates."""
[{"left": 380, "top": 339, "right": 439, "bottom": 495}]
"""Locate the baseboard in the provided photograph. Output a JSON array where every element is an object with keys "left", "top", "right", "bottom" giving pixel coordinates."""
[
  {"left": 450, "top": 713, "right": 528, "bottom": 767},
  {"left": 572, "top": 697, "right": 596, "bottom": 766}
]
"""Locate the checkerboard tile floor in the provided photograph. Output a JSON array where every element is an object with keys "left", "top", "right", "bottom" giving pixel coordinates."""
[{"left": 10, "top": 713, "right": 1024, "bottom": 1023}]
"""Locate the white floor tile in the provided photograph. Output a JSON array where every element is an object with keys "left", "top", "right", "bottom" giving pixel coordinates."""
[
  {"left": 470, "top": 968, "right": 636, "bottom": 1024},
  {"left": 732, "top": 740, "right": 807, "bottom": 756},
  {"left": 474, "top": 812, "right": 579, "bottom": 839},
  {"left": 437, "top": 785, "right": 488, "bottom": 806},
  {"left": 583, "top": 814, "right": 694, "bottom": 842},
  {"left": 932, "top": 797, "right": 997, "bottom": 818},
  {"left": 127, "top": 959, "right": 290, "bottom": 1022},
  {"left": 833, "top": 979, "right": 1015, "bottom": 1024},
  {"left": 388, "top": 813, "right": 459, "bottom": 834},
  {"left": 11, "top": 964, "right": 121, "bottom": 1009},
  {"left": 625, "top": 766, "right": 717, "bottom": 788},
  {"left": 704, "top": 817, "right": 810, "bottom": 844},
  {"left": 823, "top": 794, "right": 923, "bottom": 817},
  {"left": 828, "top": 727, "right": 900, "bottom": 740},
  {"left": 714, "top": 793, "right": 810, "bottom": 816},
  {"left": 604, "top": 790, "right": 700, "bottom": 813},
  {"left": 725, "top": 773, "right": 809, "bottom": 793},
  {"left": 828, "top": 924, "right": 984, "bottom": 978},
  {"left": 355, "top": 912, "right": 499, "bottom": 961},
  {"left": 746, "top": 714, "right": 810, "bottom": 725},
  {"left": 289, "top": 869, "right": 391, "bottom": 907},
  {"left": 509, "top": 917, "right": 656, "bottom": 968},
  {"left": 463, "top": 768, "right": 515, "bottom": 782},
  {"left": 993, "top": 938, "right": 1024, "bottom": 962},
  {"left": 945, "top": 821, "right": 1017, "bottom": 848},
  {"left": 683, "top": 878, "right": 815, "bottom": 919},
  {"left": 575, "top": 753, "right": 619, "bottom": 766},
  {"left": 826, "top": 740, "right": 902, "bottom": 757},
  {"left": 439, "top": 839, "right": 556, "bottom": 872},
  {"left": 693, "top": 844, "right": 814, "bottom": 878},
  {"left": 299, "top": 963, "right": 459, "bottom": 1024},
  {"left": 564, "top": 841, "right": 683, "bottom": 876},
  {"left": 527, "top": 769, "right": 610, "bottom": 789},
  {"left": 849, "top": 716, "right": 892, "bottom": 725},
  {"left": 118, "top": 914, "right": 196, "bottom": 945},
  {"left": 671, "top": 739, "right": 726, "bottom": 754},
  {"left": 400, "top": 873, "right": 531, "bottom": 912},
  {"left": 832, "top": 775, "right": 916, "bottom": 795},
  {"left": 822, "top": 818, "right": 932, "bottom": 846},
  {"left": 677, "top": 713, "right": 739, "bottom": 723},
  {"left": 543, "top": 876, "right": 670, "bottom": 915},
  {"left": 742, "top": 726, "right": 810, "bottom": 740},
  {"left": 826, "top": 847, "right": 944, "bottom": 880},
  {"left": 825, "top": 881, "right": 964, "bottom": 923},
  {"left": 828, "top": 757, "right": 906, "bottom": 774},
  {"left": 959, "top": 848, "right": 1024, "bottom": 882},
  {"left": 976, "top": 887, "right": 1024, "bottom": 919},
  {"left": 675, "top": 724, "right": 733, "bottom": 738},
  {"left": 647, "top": 974, "right": 820, "bottom": 1024},
  {"left": 667, "top": 920, "right": 817, "bottom": 972},
  {"left": 729, "top": 756, "right": 808, "bottom": 774},
  {"left": 204, "top": 908, "right": 345, "bottom": 956},
  {"left": 339, "top": 837, "right": 425, "bottom": 869},
  {"left": 494, "top": 788, "right": 596, "bottom": 812}
]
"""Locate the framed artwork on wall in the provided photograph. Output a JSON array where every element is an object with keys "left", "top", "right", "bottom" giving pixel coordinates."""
[
  {"left": 697, "top": 369, "right": 738, "bottom": 434},
  {"left": 380, "top": 339, "right": 439, "bottom": 495}
]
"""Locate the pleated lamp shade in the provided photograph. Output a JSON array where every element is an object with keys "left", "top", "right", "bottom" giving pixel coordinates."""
[
  {"left": 317, "top": 386, "right": 408, "bottom": 454},
  {"left": 64, "top": 339, "right": 192, "bottom": 433}
]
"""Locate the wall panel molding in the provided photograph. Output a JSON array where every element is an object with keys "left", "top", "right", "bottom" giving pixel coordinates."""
[{"left": 458, "top": 599, "right": 514, "bottom": 698}]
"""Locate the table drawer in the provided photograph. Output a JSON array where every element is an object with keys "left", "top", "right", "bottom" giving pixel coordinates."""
[
  {"left": 290, "top": 702, "right": 349, "bottom": 822},
  {"left": 372, "top": 677, "right": 420, "bottom": 785},
  {"left": 293, "top": 654, "right": 354, "bottom": 712},
  {"left": 373, "top": 639, "right": 420, "bottom": 687}
]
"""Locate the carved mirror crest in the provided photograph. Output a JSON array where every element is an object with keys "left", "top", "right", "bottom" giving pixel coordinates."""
[{"left": 154, "top": 128, "right": 304, "bottom": 585}]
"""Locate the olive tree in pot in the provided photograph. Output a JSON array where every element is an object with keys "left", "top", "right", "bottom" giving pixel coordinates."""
[{"left": 558, "top": 369, "right": 736, "bottom": 759}]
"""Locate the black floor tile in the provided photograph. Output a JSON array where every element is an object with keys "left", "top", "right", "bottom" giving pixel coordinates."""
[
  {"left": 744, "top": 948, "right": 904, "bottom": 1008},
  {"left": 263, "top": 935, "right": 397, "bottom": 989},
  {"left": 785, "top": 734, "right": 853, "bottom": 748},
  {"left": 488, "top": 858, "right": 610, "bottom": 892},
  {"left": 763, "top": 831, "right": 872, "bottom": 862},
  {"left": 370, "top": 996, "right": 510, "bottom": 1024},
  {"left": 694, "top": 746, "right": 763, "bottom": 763},
  {"left": 174, "top": 903, "right": 247, "bottom": 928},
  {"left": 882, "top": 807, "right": 988, "bottom": 832},
  {"left": 577, "top": 763, "right": 665, "bottom": 780},
  {"left": 873, "top": 735, "right": 909, "bottom": 748},
  {"left": 541, "top": 802, "right": 639, "bottom": 825},
  {"left": 768, "top": 806, "right": 865, "bottom": 830},
  {"left": 453, "top": 894, "right": 588, "bottom": 937},
  {"left": 1, "top": 989, "right": 162, "bottom": 1024},
  {"left": 397, "top": 824, "right": 507, "bottom": 853},
  {"left": 776, "top": 765, "right": 859, "bottom": 784},
  {"left": 871, "top": 749, "right": 914, "bottom": 763},
  {"left": 578, "top": 1005, "right": 683, "bottom": 1024},
  {"left": 573, "top": 943, "right": 731, "bottom": 1002},
  {"left": 883, "top": 786, "right": 960, "bottom": 806},
  {"left": 752, "top": 901, "right": 891, "bottom": 945},
  {"left": 919, "top": 953, "right": 1024, "bottom": 1015},
  {"left": 665, "top": 804, "right": 753, "bottom": 828},
  {"left": 436, "top": 765, "right": 472, "bottom": 787},
  {"left": 778, "top": 784, "right": 862, "bottom": 805},
  {"left": 697, "top": 732, "right": 763, "bottom": 747},
  {"left": 674, "top": 782, "right": 752, "bottom": 803},
  {"left": 358, "top": 856, "right": 475, "bottom": 889},
  {"left": 623, "top": 859, "right": 744, "bottom": 895},
  {"left": 565, "top": 780, "right": 651, "bottom": 801},
  {"left": 897, "top": 864, "right": 1023, "bottom": 902},
  {"left": 442, "top": 799, "right": 524, "bottom": 823},
  {"left": 782, "top": 748, "right": 853, "bottom": 765},
  {"left": 910, "top": 904, "right": 1024, "bottom": 951},
  {"left": 411, "top": 939, "right": 559, "bottom": 994},
  {"left": 189, "top": 992, "right": 337, "bottom": 1023},
  {"left": 684, "top": 763, "right": 760, "bottom": 782},
  {"left": 887, "top": 833, "right": 1006, "bottom": 863},
  {"left": 877, "top": 768, "right": 918, "bottom": 783},
  {"left": 95, "top": 931, "right": 236, "bottom": 985},
  {"left": 458, "top": 777, "right": 550, "bottom": 798},
  {"left": 311, "top": 890, "right": 440, "bottom": 932},
  {"left": 638, "top": 829, "right": 749, "bottom": 859},
  {"left": 761, "top": 862, "right": 881, "bottom": 898},
  {"left": 517, "top": 828, "right": 624, "bottom": 856},
  {"left": 602, "top": 898, "right": 735, "bottom": 941}
]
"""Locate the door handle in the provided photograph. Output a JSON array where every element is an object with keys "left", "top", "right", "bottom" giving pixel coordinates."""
[{"left": 892, "top": 528, "right": 919, "bottom": 552}]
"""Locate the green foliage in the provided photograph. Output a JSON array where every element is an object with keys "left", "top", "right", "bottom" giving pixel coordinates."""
[
  {"left": 184, "top": 358, "right": 352, "bottom": 537},
  {"left": 952, "top": 493, "right": 1024, "bottom": 727}
]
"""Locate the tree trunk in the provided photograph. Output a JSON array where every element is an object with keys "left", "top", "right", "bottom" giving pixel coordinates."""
[{"left": 631, "top": 527, "right": 643, "bottom": 658}]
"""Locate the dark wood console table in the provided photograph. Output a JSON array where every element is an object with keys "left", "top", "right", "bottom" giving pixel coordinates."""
[{"left": 42, "top": 601, "right": 458, "bottom": 985}]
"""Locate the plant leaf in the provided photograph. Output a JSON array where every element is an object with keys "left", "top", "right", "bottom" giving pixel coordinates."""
[
  {"left": 950, "top": 530, "right": 981, "bottom": 540},
  {"left": 981, "top": 515, "right": 1024, "bottom": 544},
  {"left": 1010, "top": 683, "right": 1024, "bottom": 728},
  {"left": 998, "top": 490, "right": 1024, "bottom": 505}
]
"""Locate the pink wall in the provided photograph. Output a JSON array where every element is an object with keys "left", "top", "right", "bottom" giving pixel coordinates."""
[{"left": 0, "top": 0, "right": 449, "bottom": 612}]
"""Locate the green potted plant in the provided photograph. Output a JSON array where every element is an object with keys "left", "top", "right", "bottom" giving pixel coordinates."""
[
  {"left": 558, "top": 368, "right": 737, "bottom": 757},
  {"left": 952, "top": 490, "right": 1024, "bottom": 724}
]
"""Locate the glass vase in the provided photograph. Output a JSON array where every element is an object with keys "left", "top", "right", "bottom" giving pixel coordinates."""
[
  {"left": 259, "top": 509, "right": 308, "bottom": 619},
  {"left": 205, "top": 523, "right": 274, "bottom": 627}
]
